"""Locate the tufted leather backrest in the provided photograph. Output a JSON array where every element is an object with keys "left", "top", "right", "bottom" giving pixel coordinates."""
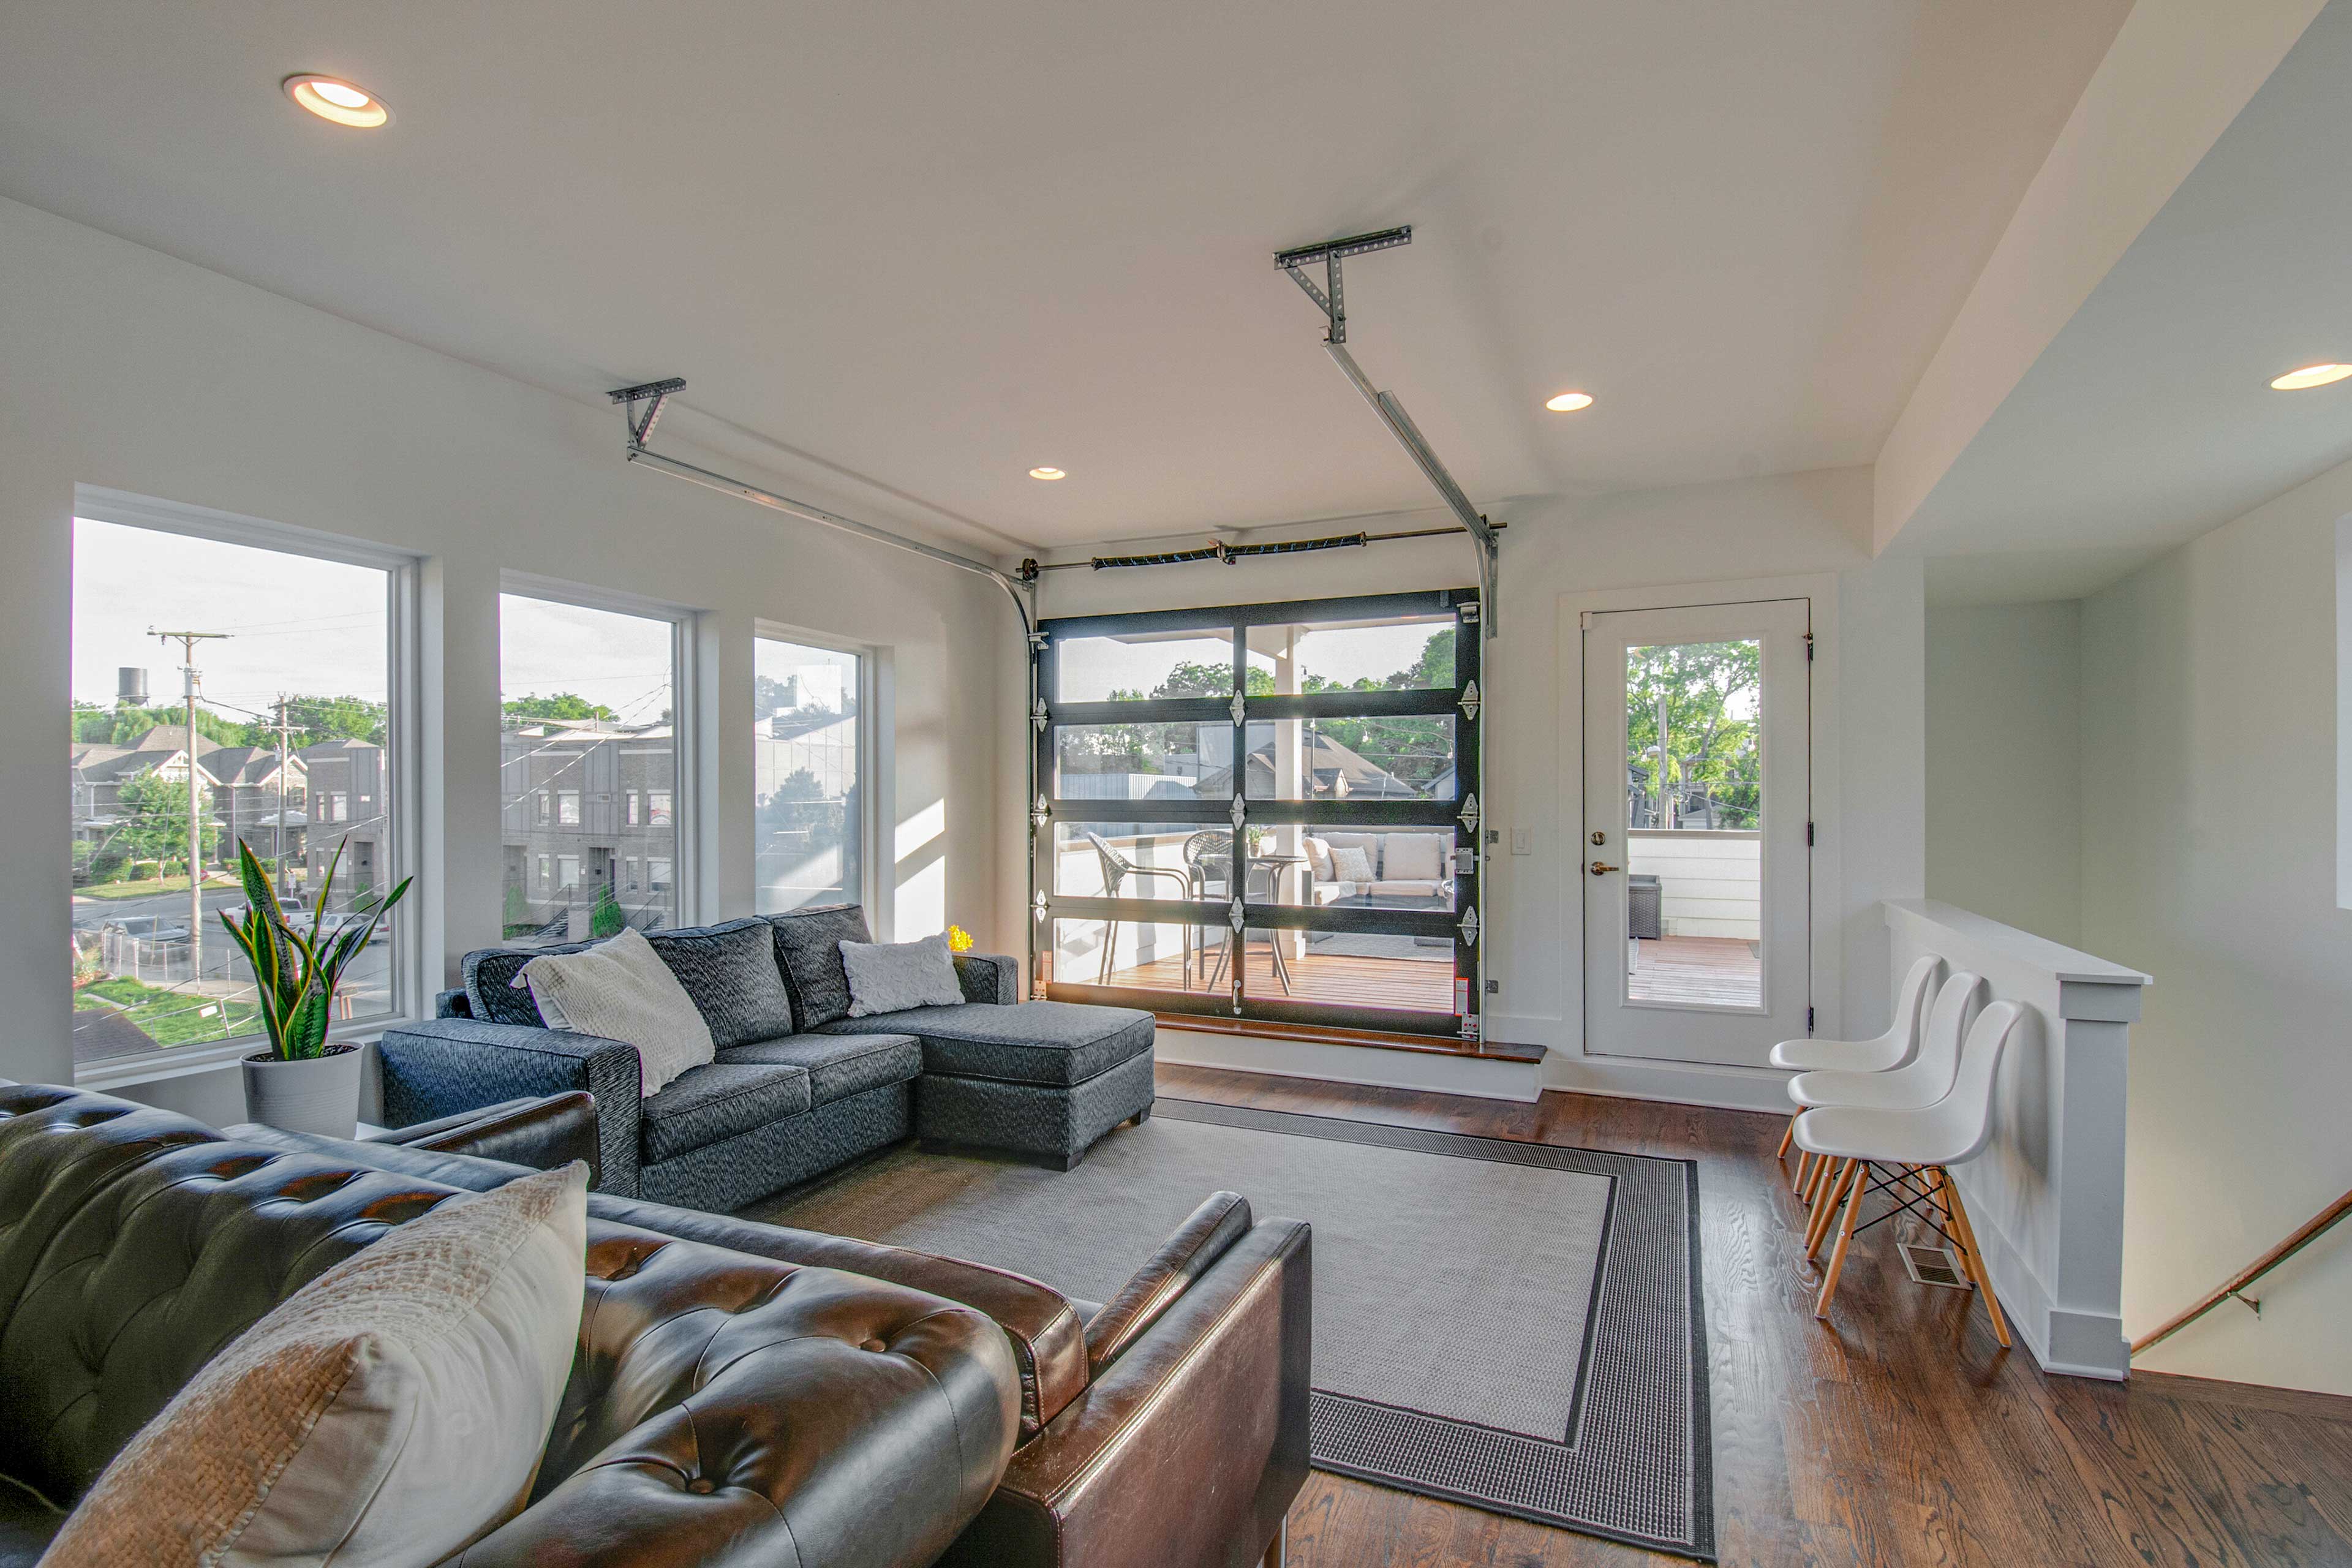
[
  {"left": 0, "top": 1085, "right": 464, "bottom": 1504},
  {"left": 0, "top": 1084, "right": 1022, "bottom": 1564}
]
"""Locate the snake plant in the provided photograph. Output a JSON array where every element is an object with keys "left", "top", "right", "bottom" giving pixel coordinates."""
[{"left": 218, "top": 837, "right": 412, "bottom": 1061}]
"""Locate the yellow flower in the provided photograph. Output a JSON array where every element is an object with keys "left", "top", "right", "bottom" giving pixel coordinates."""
[{"left": 947, "top": 924, "right": 975, "bottom": 953}]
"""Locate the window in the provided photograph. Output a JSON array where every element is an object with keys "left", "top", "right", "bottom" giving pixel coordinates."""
[
  {"left": 1035, "top": 590, "right": 1479, "bottom": 1039},
  {"left": 624, "top": 793, "right": 639, "bottom": 826},
  {"left": 500, "top": 591, "right": 683, "bottom": 945},
  {"left": 755, "top": 636, "right": 864, "bottom": 914},
  {"left": 647, "top": 790, "right": 671, "bottom": 824},
  {"left": 69, "top": 510, "right": 406, "bottom": 1069}
]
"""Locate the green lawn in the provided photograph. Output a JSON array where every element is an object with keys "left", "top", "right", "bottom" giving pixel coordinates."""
[
  {"left": 74, "top": 873, "right": 235, "bottom": 902},
  {"left": 75, "top": 977, "right": 260, "bottom": 1047}
]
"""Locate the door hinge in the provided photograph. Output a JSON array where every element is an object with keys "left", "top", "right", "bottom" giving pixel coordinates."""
[
  {"left": 1804, "top": 630, "right": 1815, "bottom": 662},
  {"left": 1806, "top": 820, "right": 1815, "bottom": 847},
  {"left": 1807, "top": 1006, "right": 1815, "bottom": 1035}
]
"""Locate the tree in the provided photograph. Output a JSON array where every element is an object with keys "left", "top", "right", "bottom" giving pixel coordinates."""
[
  {"left": 1624, "top": 641, "right": 1760, "bottom": 829},
  {"left": 503, "top": 693, "right": 617, "bottom": 723},
  {"left": 273, "top": 695, "right": 387, "bottom": 747},
  {"left": 762, "top": 768, "right": 845, "bottom": 856},
  {"left": 85, "top": 704, "right": 246, "bottom": 749},
  {"left": 588, "top": 880, "right": 626, "bottom": 938},
  {"left": 115, "top": 768, "right": 217, "bottom": 866}
]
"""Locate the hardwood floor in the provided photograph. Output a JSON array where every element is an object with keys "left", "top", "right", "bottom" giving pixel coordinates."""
[{"left": 1155, "top": 1063, "right": 2352, "bottom": 1568}]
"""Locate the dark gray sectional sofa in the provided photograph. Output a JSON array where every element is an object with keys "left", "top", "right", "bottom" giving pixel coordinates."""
[{"left": 378, "top": 903, "right": 1157, "bottom": 1212}]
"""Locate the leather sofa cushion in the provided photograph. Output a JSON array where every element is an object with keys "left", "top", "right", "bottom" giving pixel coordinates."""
[
  {"left": 720, "top": 1033, "right": 922, "bottom": 1107},
  {"left": 645, "top": 918, "right": 797, "bottom": 1049},
  {"left": 819, "top": 1001, "right": 1153, "bottom": 1087},
  {"left": 764, "top": 903, "right": 873, "bottom": 1031},
  {"left": 0, "top": 1477, "right": 58, "bottom": 1568},
  {"left": 639, "top": 1063, "right": 813, "bottom": 1163}
]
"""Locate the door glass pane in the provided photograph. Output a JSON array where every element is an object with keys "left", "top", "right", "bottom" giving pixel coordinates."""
[
  {"left": 1054, "top": 722, "right": 1221, "bottom": 798},
  {"left": 1051, "top": 914, "right": 1200, "bottom": 993},
  {"left": 499, "top": 595, "right": 679, "bottom": 947},
  {"left": 1243, "top": 715, "right": 1455, "bottom": 800},
  {"left": 1048, "top": 823, "right": 1205, "bottom": 900},
  {"left": 1267, "top": 830, "right": 1456, "bottom": 910},
  {"left": 755, "top": 638, "right": 861, "bottom": 914},
  {"left": 1289, "top": 614, "right": 1457, "bottom": 693},
  {"left": 1055, "top": 631, "right": 1235, "bottom": 703},
  {"left": 1623, "top": 639, "right": 1762, "bottom": 1007},
  {"left": 1237, "top": 925, "right": 1453, "bottom": 1014}
]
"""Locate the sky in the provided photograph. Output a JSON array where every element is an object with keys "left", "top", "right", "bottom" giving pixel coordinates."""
[
  {"left": 72, "top": 519, "right": 389, "bottom": 720},
  {"left": 499, "top": 594, "right": 677, "bottom": 723}
]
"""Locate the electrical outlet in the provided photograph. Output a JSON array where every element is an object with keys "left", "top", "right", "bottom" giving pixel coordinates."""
[
  {"left": 1510, "top": 827, "right": 1532, "bottom": 856},
  {"left": 1484, "top": 978, "right": 1499, "bottom": 994}
]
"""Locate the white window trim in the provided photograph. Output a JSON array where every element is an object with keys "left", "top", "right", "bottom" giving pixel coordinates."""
[
  {"left": 70, "top": 485, "right": 426, "bottom": 1088},
  {"left": 501, "top": 570, "right": 701, "bottom": 929},
  {"left": 753, "top": 621, "right": 883, "bottom": 929}
]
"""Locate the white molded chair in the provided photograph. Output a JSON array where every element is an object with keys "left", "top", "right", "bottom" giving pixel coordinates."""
[
  {"left": 1793, "top": 998, "right": 2024, "bottom": 1344},
  {"left": 1770, "top": 953, "right": 1943, "bottom": 1189},
  {"left": 1788, "top": 970, "right": 1983, "bottom": 1208}
]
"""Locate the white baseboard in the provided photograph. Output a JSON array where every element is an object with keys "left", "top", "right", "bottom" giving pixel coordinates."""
[{"left": 1154, "top": 1030, "right": 1543, "bottom": 1103}]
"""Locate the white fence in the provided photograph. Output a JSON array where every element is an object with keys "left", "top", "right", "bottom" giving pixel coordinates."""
[{"left": 1626, "top": 830, "right": 1760, "bottom": 940}]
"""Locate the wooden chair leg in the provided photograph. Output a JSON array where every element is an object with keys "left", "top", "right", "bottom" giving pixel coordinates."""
[
  {"left": 1804, "top": 1148, "right": 1836, "bottom": 1210},
  {"left": 1814, "top": 1160, "right": 1869, "bottom": 1317},
  {"left": 1795, "top": 1148, "right": 1817, "bottom": 1199},
  {"left": 1937, "top": 1167, "right": 2012, "bottom": 1349},
  {"left": 1776, "top": 1116, "right": 1795, "bottom": 1164},
  {"left": 1804, "top": 1159, "right": 1853, "bottom": 1257}
]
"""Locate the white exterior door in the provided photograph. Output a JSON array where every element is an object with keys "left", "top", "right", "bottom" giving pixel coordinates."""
[{"left": 1581, "top": 600, "right": 1811, "bottom": 1068}]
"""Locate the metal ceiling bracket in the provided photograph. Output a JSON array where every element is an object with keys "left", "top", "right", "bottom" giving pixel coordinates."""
[
  {"left": 1275, "top": 229, "right": 1501, "bottom": 639},
  {"left": 608, "top": 378, "right": 685, "bottom": 447}
]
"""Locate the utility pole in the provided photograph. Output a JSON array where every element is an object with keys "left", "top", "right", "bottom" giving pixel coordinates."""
[
  {"left": 151, "top": 629, "right": 230, "bottom": 984},
  {"left": 272, "top": 694, "right": 295, "bottom": 895}
]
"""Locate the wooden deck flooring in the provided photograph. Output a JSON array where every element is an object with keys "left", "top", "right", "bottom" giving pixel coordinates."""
[
  {"left": 1626, "top": 934, "right": 1762, "bottom": 1008},
  {"left": 1158, "top": 1063, "right": 2352, "bottom": 1568},
  {"left": 1103, "top": 940, "right": 1453, "bottom": 1012}
]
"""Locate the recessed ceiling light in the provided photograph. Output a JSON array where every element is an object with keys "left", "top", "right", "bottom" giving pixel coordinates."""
[
  {"left": 2269, "top": 363, "right": 2352, "bottom": 391},
  {"left": 1029, "top": 467, "right": 1066, "bottom": 480},
  {"left": 1545, "top": 391, "right": 1595, "bottom": 413},
  {"left": 284, "top": 74, "right": 390, "bottom": 129}
]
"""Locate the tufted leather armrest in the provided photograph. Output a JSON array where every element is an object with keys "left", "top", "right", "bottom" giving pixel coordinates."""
[
  {"left": 1082, "top": 1191, "right": 1253, "bottom": 1376},
  {"left": 366, "top": 1091, "right": 601, "bottom": 1185},
  {"left": 938, "top": 1217, "right": 1311, "bottom": 1568},
  {"left": 954, "top": 952, "right": 1021, "bottom": 1006},
  {"left": 451, "top": 1221, "right": 1020, "bottom": 1568},
  {"left": 589, "top": 1194, "right": 1091, "bottom": 1439},
  {"left": 377, "top": 1017, "right": 644, "bottom": 1197}
]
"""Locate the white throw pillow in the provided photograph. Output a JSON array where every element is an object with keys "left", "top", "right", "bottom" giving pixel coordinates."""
[
  {"left": 43, "top": 1164, "right": 589, "bottom": 1568},
  {"left": 841, "top": 933, "right": 965, "bottom": 1016},
  {"left": 1302, "top": 836, "right": 1334, "bottom": 881},
  {"left": 1382, "top": 832, "right": 1447, "bottom": 883},
  {"left": 513, "top": 926, "right": 714, "bottom": 1096},
  {"left": 1329, "top": 845, "right": 1376, "bottom": 884}
]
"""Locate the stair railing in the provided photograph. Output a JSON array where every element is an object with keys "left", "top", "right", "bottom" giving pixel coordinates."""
[{"left": 2131, "top": 1187, "right": 2352, "bottom": 1356}]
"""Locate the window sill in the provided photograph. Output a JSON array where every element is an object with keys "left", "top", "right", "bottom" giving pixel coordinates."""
[{"left": 72, "top": 1019, "right": 413, "bottom": 1093}]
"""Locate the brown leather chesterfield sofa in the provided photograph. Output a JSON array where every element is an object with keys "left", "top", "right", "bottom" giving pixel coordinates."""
[{"left": 0, "top": 1086, "right": 1312, "bottom": 1568}]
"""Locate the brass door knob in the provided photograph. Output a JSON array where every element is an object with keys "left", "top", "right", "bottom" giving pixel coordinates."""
[{"left": 1589, "top": 861, "right": 1619, "bottom": 876}]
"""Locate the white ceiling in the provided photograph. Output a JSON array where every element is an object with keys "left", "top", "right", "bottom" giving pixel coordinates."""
[
  {"left": 1899, "top": 2, "right": 2352, "bottom": 605},
  {"left": 1, "top": 1, "right": 2129, "bottom": 553}
]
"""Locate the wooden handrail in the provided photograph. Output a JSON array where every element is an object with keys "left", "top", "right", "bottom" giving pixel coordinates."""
[{"left": 2132, "top": 1187, "right": 2352, "bottom": 1356}]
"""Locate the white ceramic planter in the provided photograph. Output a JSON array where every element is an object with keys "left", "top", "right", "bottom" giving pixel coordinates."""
[{"left": 241, "top": 1044, "right": 364, "bottom": 1137}]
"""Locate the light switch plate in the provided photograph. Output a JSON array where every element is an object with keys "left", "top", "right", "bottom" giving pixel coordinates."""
[{"left": 1510, "top": 827, "right": 1532, "bottom": 856}]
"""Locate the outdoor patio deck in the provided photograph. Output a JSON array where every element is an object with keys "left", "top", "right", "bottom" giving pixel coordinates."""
[
  {"left": 1627, "top": 934, "right": 1762, "bottom": 1007},
  {"left": 1099, "top": 937, "right": 1454, "bottom": 1012}
]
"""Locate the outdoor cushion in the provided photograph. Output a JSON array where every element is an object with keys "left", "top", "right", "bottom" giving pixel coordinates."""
[
  {"left": 1369, "top": 880, "right": 1448, "bottom": 900},
  {"left": 1329, "top": 845, "right": 1376, "bottom": 884},
  {"left": 644, "top": 918, "right": 796, "bottom": 1050},
  {"left": 637, "top": 1061, "right": 813, "bottom": 1163},
  {"left": 817, "top": 1000, "right": 1153, "bottom": 1087},
  {"left": 718, "top": 1033, "right": 922, "bottom": 1107},
  {"left": 1321, "top": 831, "right": 1382, "bottom": 869},
  {"left": 1382, "top": 832, "right": 1448, "bottom": 882},
  {"left": 764, "top": 904, "right": 873, "bottom": 1031},
  {"left": 1302, "top": 836, "right": 1334, "bottom": 881}
]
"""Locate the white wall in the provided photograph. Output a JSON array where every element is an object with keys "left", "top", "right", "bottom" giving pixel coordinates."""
[
  {"left": 1926, "top": 601, "right": 2084, "bottom": 944},
  {"left": 0, "top": 197, "right": 1011, "bottom": 1100},
  {"left": 1029, "top": 465, "right": 1928, "bottom": 1104},
  {"left": 2078, "top": 453, "right": 2352, "bottom": 1396}
]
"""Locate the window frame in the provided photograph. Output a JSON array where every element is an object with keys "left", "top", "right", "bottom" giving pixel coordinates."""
[
  {"left": 1033, "top": 587, "right": 1482, "bottom": 1040},
  {"left": 753, "top": 624, "right": 880, "bottom": 922},
  {"left": 70, "top": 486, "right": 424, "bottom": 1088},
  {"left": 498, "top": 571, "right": 700, "bottom": 935}
]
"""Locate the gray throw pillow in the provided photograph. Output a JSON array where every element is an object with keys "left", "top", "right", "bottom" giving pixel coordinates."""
[
  {"left": 644, "top": 919, "right": 797, "bottom": 1049},
  {"left": 840, "top": 934, "right": 965, "bottom": 1017}
]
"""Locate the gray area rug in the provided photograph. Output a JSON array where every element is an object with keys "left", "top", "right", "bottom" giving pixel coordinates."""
[{"left": 750, "top": 1098, "right": 1714, "bottom": 1558}]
